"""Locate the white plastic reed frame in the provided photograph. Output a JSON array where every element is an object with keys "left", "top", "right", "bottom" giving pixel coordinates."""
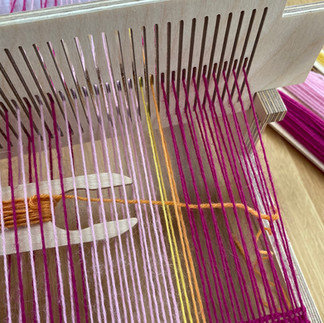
[{"left": 0, "top": 0, "right": 323, "bottom": 156}]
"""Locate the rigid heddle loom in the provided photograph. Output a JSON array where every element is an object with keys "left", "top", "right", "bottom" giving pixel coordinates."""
[{"left": 0, "top": 0, "right": 323, "bottom": 322}]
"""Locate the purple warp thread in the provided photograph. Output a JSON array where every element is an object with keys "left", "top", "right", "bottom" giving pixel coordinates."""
[
  {"left": 240, "top": 83, "right": 301, "bottom": 314},
  {"left": 49, "top": 96, "right": 81, "bottom": 322},
  {"left": 28, "top": 137, "right": 33, "bottom": 183},
  {"left": 5, "top": 108, "right": 26, "bottom": 323},
  {"left": 245, "top": 68, "right": 308, "bottom": 321},
  {"left": 47, "top": 129, "right": 54, "bottom": 181},
  {"left": 279, "top": 90, "right": 324, "bottom": 164},
  {"left": 67, "top": 122, "right": 90, "bottom": 323},
  {"left": 217, "top": 71, "right": 276, "bottom": 315},
  {"left": 196, "top": 74, "right": 266, "bottom": 318},
  {"left": 161, "top": 67, "right": 310, "bottom": 322},
  {"left": 27, "top": 100, "right": 55, "bottom": 323},
  {"left": 215, "top": 70, "right": 287, "bottom": 313},
  {"left": 162, "top": 78, "right": 218, "bottom": 321},
  {"left": 231, "top": 70, "right": 297, "bottom": 311}
]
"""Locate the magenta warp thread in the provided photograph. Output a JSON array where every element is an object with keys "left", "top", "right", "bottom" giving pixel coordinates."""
[
  {"left": 160, "top": 68, "right": 310, "bottom": 322},
  {"left": 27, "top": 100, "right": 55, "bottom": 323},
  {"left": 197, "top": 73, "right": 272, "bottom": 317},
  {"left": 162, "top": 78, "right": 218, "bottom": 321},
  {"left": 245, "top": 68, "right": 308, "bottom": 321},
  {"left": 218, "top": 70, "right": 290, "bottom": 313},
  {"left": 49, "top": 95, "right": 81, "bottom": 322},
  {"left": 0, "top": 78, "right": 311, "bottom": 322},
  {"left": 5, "top": 108, "right": 26, "bottom": 323},
  {"left": 67, "top": 122, "right": 90, "bottom": 323}
]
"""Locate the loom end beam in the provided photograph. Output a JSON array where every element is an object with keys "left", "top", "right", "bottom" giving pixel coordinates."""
[{"left": 254, "top": 88, "right": 287, "bottom": 131}]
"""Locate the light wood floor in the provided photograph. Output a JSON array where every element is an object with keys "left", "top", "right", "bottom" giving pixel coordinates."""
[
  {"left": 286, "top": 0, "right": 324, "bottom": 6},
  {"left": 262, "top": 127, "right": 324, "bottom": 319}
]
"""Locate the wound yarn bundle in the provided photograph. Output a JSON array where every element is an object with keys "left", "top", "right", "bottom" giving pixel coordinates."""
[
  {"left": 285, "top": 71, "right": 324, "bottom": 118},
  {"left": 279, "top": 71, "right": 324, "bottom": 166}
]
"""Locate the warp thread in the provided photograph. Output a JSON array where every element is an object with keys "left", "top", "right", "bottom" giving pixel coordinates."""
[{"left": 0, "top": 192, "right": 282, "bottom": 311}]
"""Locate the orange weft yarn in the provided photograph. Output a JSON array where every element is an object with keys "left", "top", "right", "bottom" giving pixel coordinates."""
[
  {"left": 0, "top": 194, "right": 279, "bottom": 229},
  {"left": 1, "top": 193, "right": 283, "bottom": 310},
  {"left": 1, "top": 195, "right": 60, "bottom": 229}
]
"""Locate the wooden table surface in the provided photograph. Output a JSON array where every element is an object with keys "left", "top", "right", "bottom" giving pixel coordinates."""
[{"left": 262, "top": 127, "right": 324, "bottom": 319}]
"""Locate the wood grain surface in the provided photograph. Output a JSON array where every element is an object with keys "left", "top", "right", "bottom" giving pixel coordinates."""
[
  {"left": 262, "top": 127, "right": 324, "bottom": 319},
  {"left": 286, "top": 0, "right": 324, "bottom": 5}
]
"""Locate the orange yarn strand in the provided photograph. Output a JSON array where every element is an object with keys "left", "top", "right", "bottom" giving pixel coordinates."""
[
  {"left": 0, "top": 193, "right": 278, "bottom": 229},
  {"left": 1, "top": 191, "right": 286, "bottom": 309}
]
